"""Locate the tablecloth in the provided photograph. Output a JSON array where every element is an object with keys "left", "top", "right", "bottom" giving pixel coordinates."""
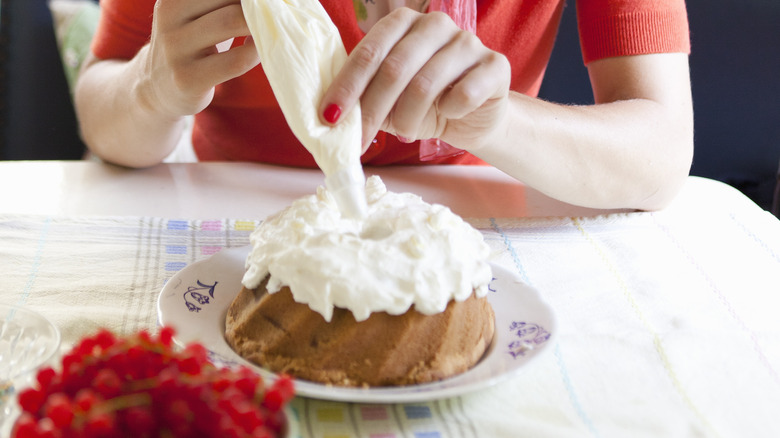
[{"left": 2, "top": 178, "right": 779, "bottom": 437}]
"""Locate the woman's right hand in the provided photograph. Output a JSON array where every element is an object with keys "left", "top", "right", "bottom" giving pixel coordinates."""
[
  {"left": 318, "top": 8, "right": 511, "bottom": 153},
  {"left": 75, "top": 0, "right": 262, "bottom": 167},
  {"left": 140, "top": 0, "right": 261, "bottom": 118}
]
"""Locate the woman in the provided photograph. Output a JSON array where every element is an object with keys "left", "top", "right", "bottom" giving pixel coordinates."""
[{"left": 75, "top": 0, "right": 693, "bottom": 210}]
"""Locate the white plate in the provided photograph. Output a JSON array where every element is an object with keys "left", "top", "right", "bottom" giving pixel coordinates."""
[{"left": 157, "top": 246, "right": 556, "bottom": 403}]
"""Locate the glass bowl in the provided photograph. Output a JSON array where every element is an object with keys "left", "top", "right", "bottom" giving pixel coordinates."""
[{"left": 0, "top": 304, "right": 61, "bottom": 431}]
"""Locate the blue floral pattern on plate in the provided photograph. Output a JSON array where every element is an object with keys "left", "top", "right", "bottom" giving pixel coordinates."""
[
  {"left": 183, "top": 280, "right": 218, "bottom": 313},
  {"left": 508, "top": 321, "right": 551, "bottom": 358}
]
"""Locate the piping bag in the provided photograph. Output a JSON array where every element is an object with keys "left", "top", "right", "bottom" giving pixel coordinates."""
[{"left": 242, "top": 0, "right": 367, "bottom": 218}]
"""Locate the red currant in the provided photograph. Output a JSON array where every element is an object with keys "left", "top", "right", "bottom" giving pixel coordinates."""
[
  {"left": 11, "top": 413, "right": 37, "bottom": 438},
  {"left": 35, "top": 367, "right": 57, "bottom": 391},
  {"left": 158, "top": 326, "right": 175, "bottom": 347},
  {"left": 12, "top": 327, "right": 295, "bottom": 438},
  {"left": 83, "top": 412, "right": 115, "bottom": 437},
  {"left": 74, "top": 388, "right": 101, "bottom": 412},
  {"left": 262, "top": 388, "right": 285, "bottom": 413},
  {"left": 93, "top": 369, "right": 122, "bottom": 399},
  {"left": 93, "top": 329, "right": 117, "bottom": 350},
  {"left": 33, "top": 418, "right": 60, "bottom": 438},
  {"left": 17, "top": 387, "right": 46, "bottom": 415},
  {"left": 273, "top": 375, "right": 295, "bottom": 401},
  {"left": 123, "top": 406, "right": 156, "bottom": 435},
  {"left": 43, "top": 393, "right": 75, "bottom": 428}
]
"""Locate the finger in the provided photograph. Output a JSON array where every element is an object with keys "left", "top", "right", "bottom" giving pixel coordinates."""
[
  {"left": 359, "top": 12, "right": 463, "bottom": 146},
  {"left": 436, "top": 50, "right": 511, "bottom": 120},
  {"left": 190, "top": 3, "right": 252, "bottom": 51},
  {"left": 191, "top": 39, "right": 262, "bottom": 90},
  {"left": 390, "top": 29, "right": 481, "bottom": 139},
  {"left": 319, "top": 8, "right": 418, "bottom": 126},
  {"left": 166, "top": 4, "right": 255, "bottom": 80},
  {"left": 155, "top": 1, "right": 247, "bottom": 63},
  {"left": 155, "top": 2, "right": 248, "bottom": 62},
  {"left": 156, "top": 0, "right": 243, "bottom": 27}
]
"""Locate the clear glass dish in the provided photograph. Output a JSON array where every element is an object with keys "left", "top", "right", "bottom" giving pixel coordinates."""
[{"left": 0, "top": 304, "right": 61, "bottom": 433}]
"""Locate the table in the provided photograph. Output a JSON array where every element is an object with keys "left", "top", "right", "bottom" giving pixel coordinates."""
[
  {"left": 2, "top": 160, "right": 779, "bottom": 437},
  {"left": 0, "top": 161, "right": 624, "bottom": 219}
]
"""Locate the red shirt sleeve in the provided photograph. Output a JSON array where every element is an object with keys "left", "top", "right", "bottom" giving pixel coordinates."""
[
  {"left": 577, "top": 0, "right": 691, "bottom": 64},
  {"left": 91, "top": 0, "right": 156, "bottom": 60}
]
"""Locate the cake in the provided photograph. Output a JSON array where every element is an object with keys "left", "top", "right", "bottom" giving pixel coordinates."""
[{"left": 225, "top": 176, "right": 495, "bottom": 387}]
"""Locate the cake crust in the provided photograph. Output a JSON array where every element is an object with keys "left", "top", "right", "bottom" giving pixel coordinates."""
[{"left": 225, "top": 278, "right": 495, "bottom": 387}]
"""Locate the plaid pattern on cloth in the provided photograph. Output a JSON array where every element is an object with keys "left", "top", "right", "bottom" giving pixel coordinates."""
[{"left": 2, "top": 180, "right": 780, "bottom": 437}]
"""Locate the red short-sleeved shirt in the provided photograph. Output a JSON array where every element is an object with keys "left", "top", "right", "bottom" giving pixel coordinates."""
[{"left": 91, "top": 0, "right": 690, "bottom": 166}]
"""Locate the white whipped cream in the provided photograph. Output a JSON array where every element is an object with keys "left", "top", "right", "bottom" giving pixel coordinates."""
[{"left": 242, "top": 176, "right": 492, "bottom": 322}]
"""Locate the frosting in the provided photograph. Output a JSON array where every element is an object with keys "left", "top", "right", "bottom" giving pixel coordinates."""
[{"left": 242, "top": 176, "right": 492, "bottom": 322}]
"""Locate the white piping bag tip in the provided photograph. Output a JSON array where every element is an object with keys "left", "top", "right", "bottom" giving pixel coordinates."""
[{"left": 325, "top": 166, "right": 368, "bottom": 219}]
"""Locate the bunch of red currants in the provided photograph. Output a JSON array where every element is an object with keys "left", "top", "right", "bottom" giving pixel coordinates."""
[{"left": 12, "top": 327, "right": 294, "bottom": 438}]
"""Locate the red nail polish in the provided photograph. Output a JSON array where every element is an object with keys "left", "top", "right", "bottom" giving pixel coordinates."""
[
  {"left": 323, "top": 104, "right": 342, "bottom": 124},
  {"left": 396, "top": 135, "right": 414, "bottom": 144}
]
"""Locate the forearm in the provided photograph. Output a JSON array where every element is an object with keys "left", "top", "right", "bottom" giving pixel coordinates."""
[
  {"left": 468, "top": 54, "right": 694, "bottom": 211},
  {"left": 74, "top": 49, "right": 186, "bottom": 168},
  {"left": 473, "top": 95, "right": 692, "bottom": 210}
]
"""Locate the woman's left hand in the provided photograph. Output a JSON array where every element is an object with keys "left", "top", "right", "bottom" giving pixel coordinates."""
[{"left": 319, "top": 7, "right": 511, "bottom": 152}]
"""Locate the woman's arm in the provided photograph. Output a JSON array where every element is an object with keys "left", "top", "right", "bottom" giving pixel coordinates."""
[
  {"left": 74, "top": 0, "right": 261, "bottom": 168},
  {"left": 474, "top": 53, "right": 693, "bottom": 210},
  {"left": 320, "top": 8, "right": 693, "bottom": 210},
  {"left": 75, "top": 50, "right": 186, "bottom": 167}
]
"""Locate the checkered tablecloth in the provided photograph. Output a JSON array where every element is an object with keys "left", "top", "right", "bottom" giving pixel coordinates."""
[{"left": 2, "top": 177, "right": 779, "bottom": 437}]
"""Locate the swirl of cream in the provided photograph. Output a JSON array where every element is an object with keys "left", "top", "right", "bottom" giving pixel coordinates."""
[{"left": 242, "top": 176, "right": 492, "bottom": 322}]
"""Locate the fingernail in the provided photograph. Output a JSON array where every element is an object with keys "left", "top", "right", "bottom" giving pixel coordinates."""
[
  {"left": 323, "top": 104, "right": 342, "bottom": 124},
  {"left": 396, "top": 135, "right": 414, "bottom": 144}
]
